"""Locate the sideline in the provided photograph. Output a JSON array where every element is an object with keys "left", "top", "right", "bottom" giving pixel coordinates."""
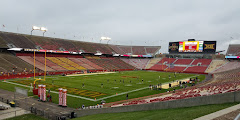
[{"left": 66, "top": 72, "right": 116, "bottom": 76}]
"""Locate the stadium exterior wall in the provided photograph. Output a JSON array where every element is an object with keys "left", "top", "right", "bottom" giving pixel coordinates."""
[{"left": 75, "top": 90, "right": 240, "bottom": 117}]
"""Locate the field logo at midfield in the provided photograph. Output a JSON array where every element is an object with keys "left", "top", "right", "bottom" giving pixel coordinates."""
[{"left": 13, "top": 80, "right": 107, "bottom": 98}]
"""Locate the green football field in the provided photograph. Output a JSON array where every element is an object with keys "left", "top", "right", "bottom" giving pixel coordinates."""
[{"left": 0, "top": 71, "right": 205, "bottom": 108}]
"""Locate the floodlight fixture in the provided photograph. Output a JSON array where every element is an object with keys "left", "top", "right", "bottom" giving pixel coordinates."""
[
  {"left": 32, "top": 26, "right": 40, "bottom": 30},
  {"left": 40, "top": 27, "right": 47, "bottom": 31},
  {"left": 40, "top": 27, "right": 48, "bottom": 37},
  {"left": 31, "top": 26, "right": 41, "bottom": 35},
  {"left": 100, "top": 36, "right": 111, "bottom": 44}
]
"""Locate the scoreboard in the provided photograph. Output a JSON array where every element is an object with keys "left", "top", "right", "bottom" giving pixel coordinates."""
[{"left": 169, "top": 40, "right": 216, "bottom": 54}]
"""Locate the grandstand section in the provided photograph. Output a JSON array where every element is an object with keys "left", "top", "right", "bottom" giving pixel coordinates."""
[
  {"left": 149, "top": 64, "right": 168, "bottom": 71},
  {"left": 35, "top": 57, "right": 67, "bottom": 71},
  {"left": 145, "top": 58, "right": 162, "bottom": 69},
  {"left": 191, "top": 59, "right": 212, "bottom": 66},
  {"left": 46, "top": 57, "right": 77, "bottom": 70},
  {"left": 0, "top": 31, "right": 160, "bottom": 56},
  {"left": 58, "top": 57, "right": 86, "bottom": 70},
  {"left": 78, "top": 58, "right": 103, "bottom": 69},
  {"left": 25, "top": 35, "right": 59, "bottom": 50},
  {"left": 51, "top": 39, "right": 77, "bottom": 51},
  {"left": 212, "top": 61, "right": 240, "bottom": 73},
  {"left": 117, "top": 46, "right": 132, "bottom": 54},
  {"left": 158, "top": 58, "right": 176, "bottom": 64},
  {"left": 174, "top": 59, "right": 193, "bottom": 65},
  {"left": 205, "top": 60, "right": 227, "bottom": 73},
  {"left": 184, "top": 66, "right": 208, "bottom": 73},
  {"left": 68, "top": 58, "right": 95, "bottom": 70},
  {"left": 0, "top": 35, "right": 8, "bottom": 48},
  {"left": 226, "top": 44, "right": 240, "bottom": 56},
  {"left": 18, "top": 56, "right": 54, "bottom": 71},
  {"left": 166, "top": 66, "right": 186, "bottom": 72},
  {"left": 87, "top": 57, "right": 135, "bottom": 70},
  {"left": 132, "top": 46, "right": 146, "bottom": 55},
  {"left": 0, "top": 52, "right": 33, "bottom": 73},
  {"left": 109, "top": 45, "right": 160, "bottom": 55},
  {"left": 212, "top": 67, "right": 239, "bottom": 83},
  {"left": 121, "top": 58, "right": 149, "bottom": 69},
  {"left": 0, "top": 32, "right": 35, "bottom": 49}
]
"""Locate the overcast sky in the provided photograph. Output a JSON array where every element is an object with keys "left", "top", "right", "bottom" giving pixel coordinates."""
[{"left": 0, "top": 0, "right": 240, "bottom": 53}]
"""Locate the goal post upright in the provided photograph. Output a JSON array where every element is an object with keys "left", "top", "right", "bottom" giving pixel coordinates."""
[
  {"left": 44, "top": 51, "right": 46, "bottom": 81},
  {"left": 33, "top": 50, "right": 47, "bottom": 89},
  {"left": 34, "top": 51, "right": 36, "bottom": 79}
]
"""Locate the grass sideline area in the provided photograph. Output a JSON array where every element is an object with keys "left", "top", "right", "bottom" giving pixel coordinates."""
[
  {"left": 0, "top": 71, "right": 205, "bottom": 108},
  {"left": 6, "top": 114, "right": 46, "bottom": 120},
  {"left": 73, "top": 102, "right": 239, "bottom": 120}
]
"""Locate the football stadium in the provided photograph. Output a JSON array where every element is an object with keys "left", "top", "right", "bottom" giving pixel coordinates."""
[{"left": 1, "top": 1, "right": 240, "bottom": 120}]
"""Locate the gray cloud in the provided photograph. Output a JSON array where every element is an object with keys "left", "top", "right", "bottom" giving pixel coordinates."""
[{"left": 1, "top": 0, "right": 240, "bottom": 53}]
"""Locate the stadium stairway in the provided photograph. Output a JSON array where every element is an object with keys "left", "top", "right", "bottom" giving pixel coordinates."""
[
  {"left": 205, "top": 60, "right": 227, "bottom": 73},
  {"left": 145, "top": 58, "right": 162, "bottom": 69}
]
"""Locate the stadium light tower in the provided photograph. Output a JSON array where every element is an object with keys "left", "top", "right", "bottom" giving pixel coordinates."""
[
  {"left": 100, "top": 37, "right": 111, "bottom": 44},
  {"left": 40, "top": 27, "right": 48, "bottom": 37},
  {"left": 31, "top": 26, "right": 40, "bottom": 35}
]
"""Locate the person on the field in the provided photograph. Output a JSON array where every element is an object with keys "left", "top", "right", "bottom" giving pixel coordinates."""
[
  {"left": 120, "top": 80, "right": 121, "bottom": 83},
  {"left": 169, "top": 83, "right": 171, "bottom": 88},
  {"left": 126, "top": 94, "right": 128, "bottom": 100},
  {"left": 47, "top": 93, "right": 50, "bottom": 102},
  {"left": 101, "top": 83, "right": 103, "bottom": 88},
  {"left": 142, "top": 79, "right": 143, "bottom": 83},
  {"left": 159, "top": 76, "right": 160, "bottom": 79},
  {"left": 130, "top": 80, "right": 131, "bottom": 83},
  {"left": 123, "top": 80, "right": 124, "bottom": 83},
  {"left": 49, "top": 95, "right": 52, "bottom": 102},
  {"left": 82, "top": 83, "right": 85, "bottom": 88}
]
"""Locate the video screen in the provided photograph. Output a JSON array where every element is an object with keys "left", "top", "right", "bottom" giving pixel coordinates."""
[
  {"left": 179, "top": 41, "right": 203, "bottom": 52},
  {"left": 169, "top": 41, "right": 216, "bottom": 54}
]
